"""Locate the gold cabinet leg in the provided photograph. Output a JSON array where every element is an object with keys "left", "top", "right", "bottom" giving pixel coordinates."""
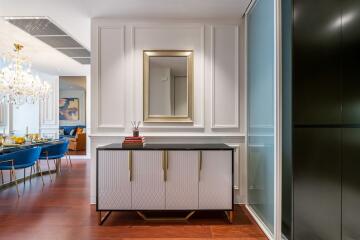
[
  {"left": 136, "top": 210, "right": 196, "bottom": 222},
  {"left": 225, "top": 210, "right": 234, "bottom": 224},
  {"left": 97, "top": 211, "right": 112, "bottom": 225}
]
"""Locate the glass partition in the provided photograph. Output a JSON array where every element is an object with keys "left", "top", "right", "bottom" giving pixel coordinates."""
[{"left": 247, "top": 0, "right": 275, "bottom": 234}]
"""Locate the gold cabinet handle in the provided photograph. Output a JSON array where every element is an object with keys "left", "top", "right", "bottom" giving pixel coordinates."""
[
  {"left": 128, "top": 151, "right": 133, "bottom": 181},
  {"left": 162, "top": 150, "right": 167, "bottom": 181},
  {"left": 166, "top": 151, "right": 169, "bottom": 170},
  {"left": 198, "top": 151, "right": 202, "bottom": 181}
]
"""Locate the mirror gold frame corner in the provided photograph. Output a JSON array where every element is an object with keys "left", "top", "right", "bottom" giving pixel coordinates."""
[{"left": 143, "top": 50, "right": 194, "bottom": 123}]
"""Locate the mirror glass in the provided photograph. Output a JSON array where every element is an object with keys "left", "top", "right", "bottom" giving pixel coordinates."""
[
  {"left": 143, "top": 50, "right": 193, "bottom": 123},
  {"left": 149, "top": 56, "right": 187, "bottom": 116}
]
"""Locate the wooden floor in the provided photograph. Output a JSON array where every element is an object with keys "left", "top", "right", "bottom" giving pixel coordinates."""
[
  {"left": 0, "top": 159, "right": 267, "bottom": 240},
  {"left": 68, "top": 150, "right": 86, "bottom": 155}
]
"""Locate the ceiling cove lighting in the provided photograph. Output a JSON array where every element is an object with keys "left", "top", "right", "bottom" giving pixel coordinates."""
[
  {"left": 4, "top": 17, "right": 90, "bottom": 65},
  {"left": 0, "top": 43, "right": 51, "bottom": 105}
]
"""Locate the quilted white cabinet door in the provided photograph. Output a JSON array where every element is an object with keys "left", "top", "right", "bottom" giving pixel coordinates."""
[
  {"left": 199, "top": 151, "right": 232, "bottom": 209},
  {"left": 132, "top": 151, "right": 165, "bottom": 209},
  {"left": 165, "top": 151, "right": 199, "bottom": 209},
  {"left": 98, "top": 150, "right": 132, "bottom": 210}
]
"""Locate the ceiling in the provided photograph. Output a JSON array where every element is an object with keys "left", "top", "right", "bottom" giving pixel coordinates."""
[{"left": 0, "top": 0, "right": 250, "bottom": 76}]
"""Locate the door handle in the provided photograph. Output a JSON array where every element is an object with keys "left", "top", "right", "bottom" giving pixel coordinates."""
[
  {"left": 198, "top": 151, "right": 202, "bottom": 181},
  {"left": 166, "top": 151, "right": 169, "bottom": 170},
  {"left": 128, "top": 151, "right": 133, "bottom": 181},
  {"left": 162, "top": 150, "right": 167, "bottom": 181}
]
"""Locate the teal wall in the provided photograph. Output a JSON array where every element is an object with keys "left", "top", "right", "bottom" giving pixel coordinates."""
[{"left": 247, "top": 0, "right": 275, "bottom": 233}]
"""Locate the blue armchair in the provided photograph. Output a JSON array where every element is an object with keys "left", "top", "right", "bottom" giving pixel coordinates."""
[
  {"left": 39, "top": 140, "right": 70, "bottom": 181},
  {"left": 0, "top": 147, "right": 43, "bottom": 197}
]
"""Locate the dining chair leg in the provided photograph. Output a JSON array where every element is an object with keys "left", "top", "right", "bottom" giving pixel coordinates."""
[
  {"left": 0, "top": 170, "right": 3, "bottom": 184},
  {"left": 67, "top": 153, "right": 72, "bottom": 168},
  {"left": 46, "top": 157, "right": 52, "bottom": 182},
  {"left": 52, "top": 159, "right": 56, "bottom": 170},
  {"left": 65, "top": 154, "right": 69, "bottom": 167},
  {"left": 56, "top": 159, "right": 59, "bottom": 174},
  {"left": 37, "top": 164, "right": 45, "bottom": 186},
  {"left": 36, "top": 161, "right": 40, "bottom": 172},
  {"left": 23, "top": 168, "right": 26, "bottom": 186},
  {"left": 58, "top": 158, "right": 62, "bottom": 173},
  {"left": 30, "top": 166, "right": 32, "bottom": 184},
  {"left": 11, "top": 168, "right": 20, "bottom": 198}
]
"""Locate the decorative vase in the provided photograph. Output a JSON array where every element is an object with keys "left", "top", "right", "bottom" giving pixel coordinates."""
[{"left": 133, "top": 129, "right": 139, "bottom": 137}]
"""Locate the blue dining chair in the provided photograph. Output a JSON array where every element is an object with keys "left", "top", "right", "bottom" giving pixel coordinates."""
[
  {"left": 39, "top": 140, "right": 70, "bottom": 181},
  {"left": 0, "top": 147, "right": 43, "bottom": 197}
]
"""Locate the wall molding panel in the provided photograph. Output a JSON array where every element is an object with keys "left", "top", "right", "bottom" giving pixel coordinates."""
[
  {"left": 130, "top": 24, "right": 206, "bottom": 129},
  {"left": 0, "top": 104, "right": 7, "bottom": 127},
  {"left": 91, "top": 19, "right": 242, "bottom": 134},
  {"left": 40, "top": 78, "right": 58, "bottom": 126},
  {"left": 211, "top": 25, "right": 239, "bottom": 129},
  {"left": 40, "top": 77, "right": 59, "bottom": 138},
  {"left": 97, "top": 26, "right": 126, "bottom": 130},
  {"left": 90, "top": 18, "right": 245, "bottom": 204}
]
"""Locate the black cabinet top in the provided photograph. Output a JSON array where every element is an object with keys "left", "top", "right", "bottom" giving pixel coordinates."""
[{"left": 97, "top": 143, "right": 233, "bottom": 151}]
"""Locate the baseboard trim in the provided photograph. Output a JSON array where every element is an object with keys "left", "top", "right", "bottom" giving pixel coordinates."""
[{"left": 245, "top": 204, "right": 273, "bottom": 240}]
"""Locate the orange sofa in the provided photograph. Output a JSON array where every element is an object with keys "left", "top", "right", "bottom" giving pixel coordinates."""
[{"left": 68, "top": 132, "right": 86, "bottom": 151}]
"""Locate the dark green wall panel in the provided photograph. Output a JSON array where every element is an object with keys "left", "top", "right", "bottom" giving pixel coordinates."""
[
  {"left": 293, "top": 128, "right": 341, "bottom": 240},
  {"left": 293, "top": 0, "right": 342, "bottom": 125}
]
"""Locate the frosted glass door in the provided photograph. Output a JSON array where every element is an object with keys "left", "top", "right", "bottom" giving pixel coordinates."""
[{"left": 247, "top": 0, "right": 275, "bottom": 233}]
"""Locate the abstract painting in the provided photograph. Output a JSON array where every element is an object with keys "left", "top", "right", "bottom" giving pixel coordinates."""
[{"left": 59, "top": 98, "right": 79, "bottom": 121}]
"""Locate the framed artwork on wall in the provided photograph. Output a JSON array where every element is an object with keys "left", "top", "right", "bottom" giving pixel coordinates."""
[{"left": 59, "top": 98, "right": 79, "bottom": 121}]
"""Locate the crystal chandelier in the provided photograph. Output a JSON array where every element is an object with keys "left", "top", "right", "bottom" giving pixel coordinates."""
[{"left": 0, "top": 43, "right": 51, "bottom": 105}]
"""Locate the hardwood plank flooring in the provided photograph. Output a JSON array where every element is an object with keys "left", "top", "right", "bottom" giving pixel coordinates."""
[
  {"left": 0, "top": 159, "right": 267, "bottom": 240},
  {"left": 68, "top": 150, "right": 86, "bottom": 155}
]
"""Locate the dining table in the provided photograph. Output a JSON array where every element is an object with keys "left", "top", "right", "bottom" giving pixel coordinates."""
[{"left": 0, "top": 139, "right": 64, "bottom": 155}]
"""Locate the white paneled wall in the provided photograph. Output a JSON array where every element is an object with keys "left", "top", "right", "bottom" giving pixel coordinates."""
[
  {"left": 97, "top": 27, "right": 125, "bottom": 130},
  {"left": 39, "top": 74, "right": 59, "bottom": 139},
  {"left": 0, "top": 104, "right": 8, "bottom": 132},
  {"left": 133, "top": 24, "right": 205, "bottom": 128},
  {"left": 90, "top": 18, "right": 246, "bottom": 204},
  {"left": 211, "top": 25, "right": 239, "bottom": 128}
]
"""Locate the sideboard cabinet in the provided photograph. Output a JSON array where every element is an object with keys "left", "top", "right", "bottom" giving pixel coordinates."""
[{"left": 96, "top": 143, "right": 234, "bottom": 224}]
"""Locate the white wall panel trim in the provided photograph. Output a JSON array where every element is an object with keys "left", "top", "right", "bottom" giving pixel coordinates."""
[
  {"left": 0, "top": 104, "right": 7, "bottom": 127},
  {"left": 131, "top": 24, "right": 205, "bottom": 129},
  {"left": 211, "top": 25, "right": 239, "bottom": 129},
  {"left": 40, "top": 77, "right": 59, "bottom": 138},
  {"left": 40, "top": 78, "right": 59, "bottom": 126},
  {"left": 97, "top": 26, "right": 126, "bottom": 130},
  {"left": 227, "top": 144, "right": 240, "bottom": 190}
]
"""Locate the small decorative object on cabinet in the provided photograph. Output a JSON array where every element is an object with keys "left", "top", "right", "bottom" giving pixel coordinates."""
[
  {"left": 122, "top": 136, "right": 145, "bottom": 148},
  {"left": 96, "top": 143, "right": 234, "bottom": 225},
  {"left": 131, "top": 121, "right": 140, "bottom": 137}
]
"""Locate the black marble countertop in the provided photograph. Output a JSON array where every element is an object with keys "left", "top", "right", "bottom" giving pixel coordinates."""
[{"left": 97, "top": 143, "right": 233, "bottom": 151}]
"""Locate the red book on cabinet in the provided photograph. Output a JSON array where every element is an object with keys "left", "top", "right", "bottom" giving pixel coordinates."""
[
  {"left": 124, "top": 136, "right": 144, "bottom": 141},
  {"left": 123, "top": 140, "right": 144, "bottom": 143}
]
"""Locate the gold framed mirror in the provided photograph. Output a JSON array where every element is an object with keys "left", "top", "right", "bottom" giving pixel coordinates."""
[{"left": 143, "top": 50, "right": 193, "bottom": 123}]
